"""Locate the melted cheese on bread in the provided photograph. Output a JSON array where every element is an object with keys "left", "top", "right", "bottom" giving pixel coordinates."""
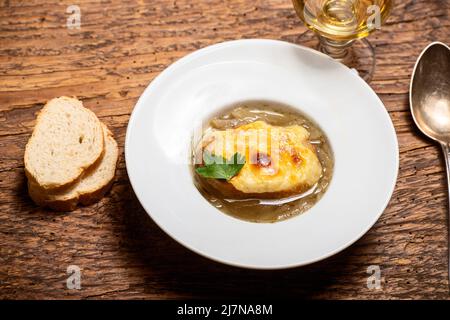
[{"left": 200, "top": 121, "right": 322, "bottom": 194}]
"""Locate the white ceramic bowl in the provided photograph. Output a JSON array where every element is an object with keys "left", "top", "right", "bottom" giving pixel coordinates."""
[{"left": 125, "top": 39, "right": 399, "bottom": 269}]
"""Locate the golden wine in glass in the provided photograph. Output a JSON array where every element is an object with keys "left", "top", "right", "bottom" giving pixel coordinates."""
[{"left": 292, "top": 0, "right": 393, "bottom": 81}]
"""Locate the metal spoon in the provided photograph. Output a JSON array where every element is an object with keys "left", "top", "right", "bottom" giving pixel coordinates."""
[{"left": 410, "top": 41, "right": 450, "bottom": 288}]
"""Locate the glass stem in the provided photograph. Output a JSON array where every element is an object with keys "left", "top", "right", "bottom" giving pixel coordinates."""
[{"left": 318, "top": 36, "right": 354, "bottom": 65}]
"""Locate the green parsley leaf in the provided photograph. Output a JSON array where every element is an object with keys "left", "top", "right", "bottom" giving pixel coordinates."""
[{"left": 195, "top": 151, "right": 245, "bottom": 180}]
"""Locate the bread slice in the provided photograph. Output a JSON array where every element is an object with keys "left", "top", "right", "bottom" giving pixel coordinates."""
[
  {"left": 28, "top": 124, "right": 119, "bottom": 211},
  {"left": 24, "top": 96, "right": 104, "bottom": 190}
]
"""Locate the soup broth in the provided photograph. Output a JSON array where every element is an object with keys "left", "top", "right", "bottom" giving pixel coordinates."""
[{"left": 192, "top": 101, "right": 334, "bottom": 223}]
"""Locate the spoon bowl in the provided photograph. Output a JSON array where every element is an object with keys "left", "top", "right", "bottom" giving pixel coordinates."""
[{"left": 410, "top": 42, "right": 450, "bottom": 143}]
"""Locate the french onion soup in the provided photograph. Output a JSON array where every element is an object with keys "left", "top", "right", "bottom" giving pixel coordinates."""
[{"left": 191, "top": 101, "right": 333, "bottom": 223}]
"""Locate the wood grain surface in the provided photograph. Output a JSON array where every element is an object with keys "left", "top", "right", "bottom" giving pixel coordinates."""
[{"left": 0, "top": 0, "right": 449, "bottom": 300}]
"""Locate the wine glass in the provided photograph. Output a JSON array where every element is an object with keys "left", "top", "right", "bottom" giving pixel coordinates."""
[{"left": 292, "top": 0, "right": 393, "bottom": 82}]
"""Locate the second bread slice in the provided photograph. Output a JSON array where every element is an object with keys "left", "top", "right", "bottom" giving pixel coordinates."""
[{"left": 28, "top": 124, "right": 119, "bottom": 211}]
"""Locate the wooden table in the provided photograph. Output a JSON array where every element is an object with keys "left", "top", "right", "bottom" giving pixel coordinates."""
[{"left": 0, "top": 0, "right": 449, "bottom": 300}]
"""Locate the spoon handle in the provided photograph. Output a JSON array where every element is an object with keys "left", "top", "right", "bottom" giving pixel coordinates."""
[{"left": 440, "top": 143, "right": 450, "bottom": 290}]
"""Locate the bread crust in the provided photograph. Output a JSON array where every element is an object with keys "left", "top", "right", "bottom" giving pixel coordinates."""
[{"left": 28, "top": 178, "right": 115, "bottom": 212}]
